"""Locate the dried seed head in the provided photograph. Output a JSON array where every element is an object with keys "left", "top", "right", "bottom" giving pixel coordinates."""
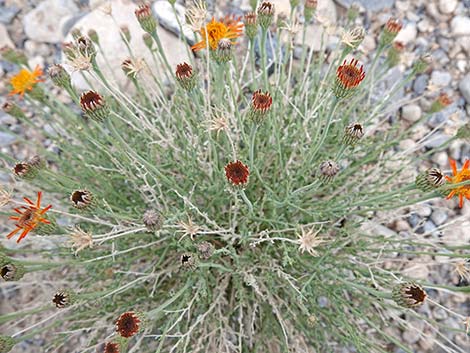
[
  {"left": 175, "top": 62, "right": 197, "bottom": 91},
  {"left": 1, "top": 263, "right": 25, "bottom": 281},
  {"left": 249, "top": 89, "right": 272, "bottom": 123},
  {"left": 197, "top": 241, "right": 215, "bottom": 259},
  {"left": 244, "top": 12, "right": 258, "bottom": 40},
  {"left": 297, "top": 227, "right": 326, "bottom": 257},
  {"left": 48, "top": 64, "right": 71, "bottom": 88},
  {"left": 333, "top": 58, "right": 365, "bottom": 99},
  {"left": 225, "top": 160, "right": 250, "bottom": 187},
  {"left": 76, "top": 36, "right": 96, "bottom": 59},
  {"left": 257, "top": 1, "right": 275, "bottom": 30},
  {"left": 319, "top": 160, "right": 340, "bottom": 183},
  {"left": 180, "top": 252, "right": 198, "bottom": 271},
  {"left": 69, "top": 226, "right": 94, "bottom": 254},
  {"left": 415, "top": 168, "right": 446, "bottom": 192},
  {"left": 135, "top": 3, "right": 157, "bottom": 34},
  {"left": 80, "top": 90, "right": 108, "bottom": 122},
  {"left": 380, "top": 18, "right": 402, "bottom": 46},
  {"left": 70, "top": 189, "right": 95, "bottom": 210},
  {"left": 185, "top": 0, "right": 208, "bottom": 32},
  {"left": 28, "top": 155, "right": 45, "bottom": 169},
  {"left": 104, "top": 342, "right": 120, "bottom": 353},
  {"left": 121, "top": 58, "right": 146, "bottom": 78},
  {"left": 343, "top": 122, "right": 364, "bottom": 146},
  {"left": 0, "top": 335, "right": 15, "bottom": 353},
  {"left": 392, "top": 282, "right": 427, "bottom": 309},
  {"left": 143, "top": 209, "right": 164, "bottom": 232},
  {"left": 116, "top": 311, "right": 145, "bottom": 338},
  {"left": 52, "top": 289, "right": 76, "bottom": 308},
  {"left": 341, "top": 26, "right": 365, "bottom": 50},
  {"left": 430, "top": 93, "right": 452, "bottom": 113},
  {"left": 412, "top": 53, "right": 432, "bottom": 74}
]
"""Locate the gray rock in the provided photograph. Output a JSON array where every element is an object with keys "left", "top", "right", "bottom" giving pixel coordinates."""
[
  {"left": 431, "top": 70, "right": 452, "bottom": 87},
  {"left": 431, "top": 209, "right": 448, "bottom": 226},
  {"left": 152, "top": 1, "right": 194, "bottom": 44},
  {"left": 318, "top": 296, "right": 329, "bottom": 308},
  {"left": 427, "top": 112, "right": 446, "bottom": 128},
  {"left": 401, "top": 104, "right": 422, "bottom": 122},
  {"left": 413, "top": 75, "right": 429, "bottom": 94},
  {"left": 424, "top": 133, "right": 450, "bottom": 148},
  {"left": 439, "top": 0, "right": 458, "bottom": 14},
  {"left": 23, "top": 0, "right": 79, "bottom": 43},
  {"left": 0, "top": 131, "right": 17, "bottom": 147},
  {"left": 450, "top": 16, "right": 470, "bottom": 36},
  {"left": 459, "top": 74, "right": 470, "bottom": 103},
  {"left": 0, "top": 24, "right": 14, "bottom": 48},
  {"left": 0, "top": 6, "right": 20, "bottom": 24},
  {"left": 334, "top": 0, "right": 395, "bottom": 11},
  {"left": 394, "top": 22, "right": 418, "bottom": 45}
]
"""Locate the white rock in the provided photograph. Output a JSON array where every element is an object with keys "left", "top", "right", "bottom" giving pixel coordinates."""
[
  {"left": 0, "top": 24, "right": 14, "bottom": 48},
  {"left": 152, "top": 1, "right": 193, "bottom": 41},
  {"left": 430, "top": 70, "right": 452, "bottom": 87},
  {"left": 438, "top": 0, "right": 458, "bottom": 14},
  {"left": 394, "top": 23, "right": 417, "bottom": 45},
  {"left": 28, "top": 56, "right": 45, "bottom": 69},
  {"left": 451, "top": 16, "right": 470, "bottom": 36},
  {"left": 64, "top": 0, "right": 189, "bottom": 91},
  {"left": 23, "top": 0, "right": 79, "bottom": 43},
  {"left": 459, "top": 74, "right": 470, "bottom": 104},
  {"left": 401, "top": 104, "right": 422, "bottom": 122}
]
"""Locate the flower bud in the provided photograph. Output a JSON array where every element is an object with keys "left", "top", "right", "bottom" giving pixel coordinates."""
[
  {"left": 143, "top": 209, "right": 164, "bottom": 232},
  {"left": 319, "top": 160, "right": 340, "bottom": 183},
  {"left": 333, "top": 58, "right": 365, "bottom": 99},
  {"left": 379, "top": 18, "right": 402, "bottom": 47},
  {"left": 304, "top": 0, "right": 318, "bottom": 22},
  {"left": 257, "top": 1, "right": 275, "bottom": 30},
  {"left": 2, "top": 101, "right": 26, "bottom": 120},
  {"left": 214, "top": 38, "right": 233, "bottom": 63},
  {"left": 343, "top": 122, "right": 364, "bottom": 146},
  {"left": 52, "top": 288, "right": 77, "bottom": 308},
  {"left": 12, "top": 161, "right": 39, "bottom": 180},
  {"left": 386, "top": 41, "right": 405, "bottom": 68},
  {"left": 415, "top": 168, "right": 445, "bottom": 192},
  {"left": 143, "top": 33, "right": 153, "bottom": 49},
  {"left": 0, "top": 46, "right": 28, "bottom": 66},
  {"left": 48, "top": 64, "right": 71, "bottom": 89},
  {"left": 1, "top": 262, "right": 26, "bottom": 281},
  {"left": 197, "top": 241, "right": 215, "bottom": 259},
  {"left": 392, "top": 282, "right": 427, "bottom": 309},
  {"left": 76, "top": 36, "right": 96, "bottom": 59},
  {"left": 80, "top": 90, "right": 108, "bottom": 122},
  {"left": 70, "top": 189, "right": 95, "bottom": 210},
  {"left": 412, "top": 53, "right": 432, "bottom": 74},
  {"left": 87, "top": 29, "right": 99, "bottom": 44},
  {"left": 0, "top": 335, "right": 15, "bottom": 353},
  {"left": 120, "top": 25, "right": 131, "bottom": 42},
  {"left": 180, "top": 252, "right": 198, "bottom": 271},
  {"left": 135, "top": 3, "right": 157, "bottom": 34},
  {"left": 429, "top": 93, "right": 452, "bottom": 113},
  {"left": 175, "top": 62, "right": 197, "bottom": 91},
  {"left": 249, "top": 89, "right": 272, "bottom": 123},
  {"left": 244, "top": 12, "right": 258, "bottom": 41}
]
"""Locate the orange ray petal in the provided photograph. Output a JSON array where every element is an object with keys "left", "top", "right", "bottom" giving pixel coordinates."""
[
  {"left": 446, "top": 190, "right": 456, "bottom": 199},
  {"left": 39, "top": 205, "right": 52, "bottom": 214},
  {"left": 36, "top": 191, "right": 42, "bottom": 207},
  {"left": 464, "top": 160, "right": 470, "bottom": 170},
  {"left": 459, "top": 194, "right": 464, "bottom": 208},
  {"left": 13, "top": 208, "right": 23, "bottom": 214},
  {"left": 17, "top": 228, "right": 30, "bottom": 243},
  {"left": 24, "top": 197, "right": 35, "bottom": 206},
  {"left": 449, "top": 158, "right": 457, "bottom": 175},
  {"left": 9, "top": 216, "right": 20, "bottom": 220},
  {"left": 6, "top": 227, "right": 21, "bottom": 239}
]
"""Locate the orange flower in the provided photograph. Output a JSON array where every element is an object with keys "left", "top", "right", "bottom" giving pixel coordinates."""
[
  {"left": 7, "top": 191, "right": 52, "bottom": 243},
  {"left": 191, "top": 16, "right": 243, "bottom": 51},
  {"left": 445, "top": 159, "right": 470, "bottom": 208},
  {"left": 9, "top": 65, "right": 44, "bottom": 97}
]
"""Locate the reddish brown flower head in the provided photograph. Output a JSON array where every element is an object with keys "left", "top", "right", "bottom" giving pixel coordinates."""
[
  {"left": 104, "top": 342, "right": 120, "bottom": 353},
  {"left": 80, "top": 90, "right": 108, "bottom": 121},
  {"left": 336, "top": 58, "right": 365, "bottom": 90},
  {"left": 251, "top": 90, "right": 272, "bottom": 113},
  {"left": 305, "top": 0, "right": 318, "bottom": 9},
  {"left": 385, "top": 18, "right": 402, "bottom": 35},
  {"left": 116, "top": 311, "right": 141, "bottom": 338},
  {"left": 135, "top": 3, "right": 152, "bottom": 20},
  {"left": 70, "top": 189, "right": 94, "bottom": 210},
  {"left": 176, "top": 62, "right": 193, "bottom": 80},
  {"left": 437, "top": 93, "right": 452, "bottom": 107},
  {"left": 392, "top": 41, "right": 405, "bottom": 51},
  {"left": 244, "top": 12, "right": 257, "bottom": 26},
  {"left": 225, "top": 160, "right": 250, "bottom": 186}
]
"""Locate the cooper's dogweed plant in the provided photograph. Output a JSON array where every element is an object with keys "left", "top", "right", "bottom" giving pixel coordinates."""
[{"left": 0, "top": 1, "right": 469, "bottom": 352}]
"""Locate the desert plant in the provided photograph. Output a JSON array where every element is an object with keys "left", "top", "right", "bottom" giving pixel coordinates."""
[{"left": 0, "top": 1, "right": 469, "bottom": 353}]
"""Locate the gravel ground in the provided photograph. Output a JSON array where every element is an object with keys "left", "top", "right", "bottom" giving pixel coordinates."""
[{"left": 1, "top": 0, "right": 469, "bottom": 352}]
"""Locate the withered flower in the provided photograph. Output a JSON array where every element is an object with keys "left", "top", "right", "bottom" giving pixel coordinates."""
[{"left": 392, "top": 282, "right": 427, "bottom": 308}]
